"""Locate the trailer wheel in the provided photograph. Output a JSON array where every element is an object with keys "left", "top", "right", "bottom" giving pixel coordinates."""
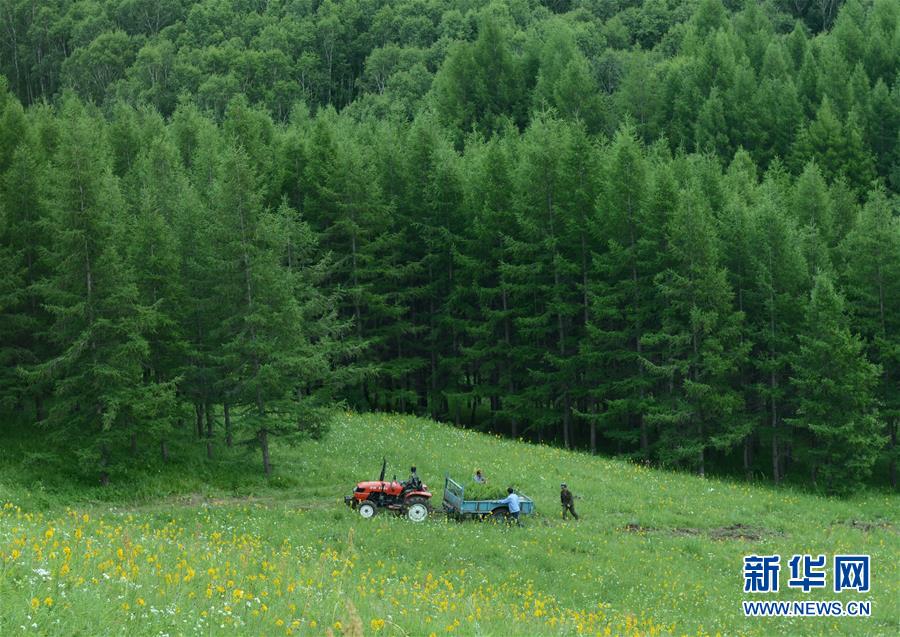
[
  {"left": 491, "top": 507, "right": 509, "bottom": 522},
  {"left": 358, "top": 501, "right": 378, "bottom": 519}
]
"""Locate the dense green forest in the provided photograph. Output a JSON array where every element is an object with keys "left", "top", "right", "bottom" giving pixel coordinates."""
[{"left": 0, "top": 0, "right": 897, "bottom": 493}]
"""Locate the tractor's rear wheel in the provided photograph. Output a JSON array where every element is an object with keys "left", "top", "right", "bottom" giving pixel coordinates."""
[
  {"left": 358, "top": 501, "right": 378, "bottom": 519},
  {"left": 405, "top": 496, "right": 429, "bottom": 522}
]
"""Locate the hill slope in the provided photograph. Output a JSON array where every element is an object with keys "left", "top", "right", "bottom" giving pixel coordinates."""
[{"left": 1, "top": 412, "right": 897, "bottom": 636}]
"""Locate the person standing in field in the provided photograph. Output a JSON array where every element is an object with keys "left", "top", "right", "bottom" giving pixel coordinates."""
[
  {"left": 560, "top": 483, "right": 579, "bottom": 520},
  {"left": 474, "top": 469, "right": 486, "bottom": 484},
  {"left": 498, "top": 487, "right": 522, "bottom": 526}
]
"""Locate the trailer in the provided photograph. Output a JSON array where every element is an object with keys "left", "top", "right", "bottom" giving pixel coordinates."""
[{"left": 442, "top": 476, "right": 535, "bottom": 521}]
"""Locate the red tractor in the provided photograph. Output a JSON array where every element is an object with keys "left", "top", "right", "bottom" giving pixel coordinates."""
[{"left": 344, "top": 459, "right": 433, "bottom": 522}]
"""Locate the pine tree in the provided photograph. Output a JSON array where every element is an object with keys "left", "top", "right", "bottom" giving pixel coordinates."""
[
  {"left": 791, "top": 97, "right": 876, "bottom": 191},
  {"left": 644, "top": 175, "right": 748, "bottom": 475},
  {"left": 126, "top": 133, "right": 191, "bottom": 460},
  {"left": 695, "top": 88, "right": 730, "bottom": 158},
  {"left": 33, "top": 97, "right": 158, "bottom": 484},
  {"left": 209, "top": 145, "right": 340, "bottom": 476},
  {"left": 789, "top": 273, "right": 883, "bottom": 493},
  {"left": 840, "top": 187, "right": 900, "bottom": 487},
  {"left": 455, "top": 134, "right": 527, "bottom": 435},
  {"left": 0, "top": 135, "right": 52, "bottom": 419},
  {"left": 508, "top": 114, "right": 583, "bottom": 447},
  {"left": 746, "top": 182, "right": 809, "bottom": 484},
  {"left": 584, "top": 124, "right": 664, "bottom": 458},
  {"left": 395, "top": 115, "right": 464, "bottom": 419}
]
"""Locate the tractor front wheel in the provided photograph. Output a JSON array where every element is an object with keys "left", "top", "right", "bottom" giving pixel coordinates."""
[
  {"left": 358, "top": 501, "right": 378, "bottom": 519},
  {"left": 405, "top": 497, "right": 429, "bottom": 522}
]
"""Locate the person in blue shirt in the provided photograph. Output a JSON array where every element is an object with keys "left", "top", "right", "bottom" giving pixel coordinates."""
[{"left": 498, "top": 487, "right": 522, "bottom": 526}]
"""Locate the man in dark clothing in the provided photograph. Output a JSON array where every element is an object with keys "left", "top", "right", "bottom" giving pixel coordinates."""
[
  {"left": 560, "top": 483, "right": 579, "bottom": 520},
  {"left": 405, "top": 466, "right": 421, "bottom": 490}
]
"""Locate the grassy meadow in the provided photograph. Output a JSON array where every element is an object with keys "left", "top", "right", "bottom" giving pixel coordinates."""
[{"left": 0, "top": 412, "right": 897, "bottom": 636}]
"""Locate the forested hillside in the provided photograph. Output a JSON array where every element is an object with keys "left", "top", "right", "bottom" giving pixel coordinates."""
[{"left": 0, "top": 0, "right": 898, "bottom": 492}]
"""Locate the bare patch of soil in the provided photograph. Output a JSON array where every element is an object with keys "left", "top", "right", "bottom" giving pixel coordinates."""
[{"left": 623, "top": 522, "right": 769, "bottom": 541}]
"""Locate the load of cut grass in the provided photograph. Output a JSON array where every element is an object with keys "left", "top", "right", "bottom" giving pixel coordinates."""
[{"left": 464, "top": 482, "right": 510, "bottom": 500}]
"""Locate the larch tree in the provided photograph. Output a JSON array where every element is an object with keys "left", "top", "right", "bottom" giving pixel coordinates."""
[
  {"left": 839, "top": 187, "right": 900, "bottom": 487},
  {"left": 789, "top": 273, "right": 883, "bottom": 493},
  {"left": 644, "top": 174, "right": 748, "bottom": 475},
  {"left": 34, "top": 97, "right": 159, "bottom": 484},
  {"left": 209, "top": 145, "right": 339, "bottom": 476}
]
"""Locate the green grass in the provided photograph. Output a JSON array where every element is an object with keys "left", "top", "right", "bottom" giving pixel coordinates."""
[{"left": 0, "top": 411, "right": 897, "bottom": 636}]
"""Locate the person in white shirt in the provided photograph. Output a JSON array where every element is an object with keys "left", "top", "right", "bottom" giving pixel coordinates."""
[
  {"left": 474, "top": 469, "right": 486, "bottom": 484},
  {"left": 498, "top": 487, "right": 522, "bottom": 526}
]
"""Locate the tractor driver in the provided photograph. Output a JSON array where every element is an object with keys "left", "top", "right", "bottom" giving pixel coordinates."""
[{"left": 405, "top": 466, "right": 422, "bottom": 490}]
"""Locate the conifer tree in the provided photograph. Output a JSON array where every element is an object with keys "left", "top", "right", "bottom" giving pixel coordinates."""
[
  {"left": 584, "top": 125, "right": 664, "bottom": 457},
  {"left": 0, "top": 135, "right": 51, "bottom": 419},
  {"left": 644, "top": 177, "right": 748, "bottom": 475},
  {"left": 126, "top": 134, "right": 191, "bottom": 460},
  {"left": 209, "top": 145, "right": 339, "bottom": 476},
  {"left": 790, "top": 273, "right": 883, "bottom": 492},
  {"left": 34, "top": 97, "right": 160, "bottom": 483},
  {"left": 746, "top": 182, "right": 809, "bottom": 483},
  {"left": 509, "top": 115, "right": 582, "bottom": 446},
  {"left": 840, "top": 187, "right": 900, "bottom": 487}
]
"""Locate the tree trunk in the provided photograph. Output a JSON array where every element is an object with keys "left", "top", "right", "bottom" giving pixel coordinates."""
[
  {"left": 99, "top": 445, "right": 110, "bottom": 487},
  {"left": 889, "top": 420, "right": 897, "bottom": 489},
  {"left": 259, "top": 429, "right": 271, "bottom": 476},
  {"left": 205, "top": 401, "right": 214, "bottom": 438},
  {"left": 130, "top": 432, "right": 137, "bottom": 456},
  {"left": 34, "top": 394, "right": 46, "bottom": 421},
  {"left": 698, "top": 424, "right": 705, "bottom": 478},
  {"left": 160, "top": 439, "right": 169, "bottom": 462},
  {"left": 743, "top": 436, "right": 753, "bottom": 481},
  {"left": 771, "top": 370, "right": 780, "bottom": 484},
  {"left": 224, "top": 402, "right": 233, "bottom": 448},
  {"left": 195, "top": 402, "right": 204, "bottom": 439},
  {"left": 207, "top": 441, "right": 213, "bottom": 460}
]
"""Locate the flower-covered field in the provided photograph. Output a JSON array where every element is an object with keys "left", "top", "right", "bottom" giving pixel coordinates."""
[{"left": 0, "top": 412, "right": 897, "bottom": 636}]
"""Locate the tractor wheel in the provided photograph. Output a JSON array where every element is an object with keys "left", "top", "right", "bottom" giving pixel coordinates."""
[
  {"left": 405, "top": 496, "right": 429, "bottom": 523},
  {"left": 358, "top": 501, "right": 378, "bottom": 519}
]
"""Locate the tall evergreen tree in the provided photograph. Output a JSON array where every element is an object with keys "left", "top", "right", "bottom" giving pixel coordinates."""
[
  {"left": 840, "top": 187, "right": 900, "bottom": 487},
  {"left": 508, "top": 115, "right": 582, "bottom": 447},
  {"left": 209, "top": 145, "right": 340, "bottom": 475},
  {"left": 746, "top": 182, "right": 809, "bottom": 483},
  {"left": 0, "top": 134, "right": 52, "bottom": 419},
  {"left": 33, "top": 97, "right": 162, "bottom": 483},
  {"left": 789, "top": 273, "right": 883, "bottom": 492},
  {"left": 644, "top": 176, "right": 748, "bottom": 475},
  {"left": 584, "top": 125, "right": 664, "bottom": 458},
  {"left": 126, "top": 133, "right": 191, "bottom": 460}
]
